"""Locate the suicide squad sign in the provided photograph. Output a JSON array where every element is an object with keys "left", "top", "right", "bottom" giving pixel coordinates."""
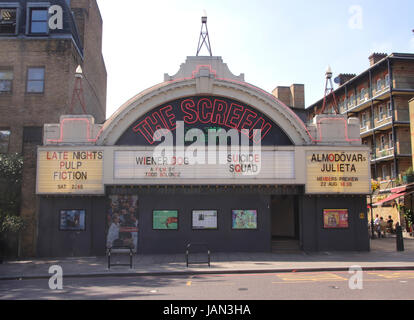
[{"left": 113, "top": 150, "right": 295, "bottom": 181}]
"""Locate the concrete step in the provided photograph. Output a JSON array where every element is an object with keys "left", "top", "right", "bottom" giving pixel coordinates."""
[{"left": 271, "top": 240, "right": 300, "bottom": 252}]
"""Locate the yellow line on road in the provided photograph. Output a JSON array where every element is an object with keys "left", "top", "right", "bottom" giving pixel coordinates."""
[
  {"left": 276, "top": 273, "right": 348, "bottom": 282},
  {"left": 367, "top": 272, "right": 414, "bottom": 279},
  {"left": 272, "top": 280, "right": 346, "bottom": 284},
  {"left": 186, "top": 281, "right": 192, "bottom": 286}
]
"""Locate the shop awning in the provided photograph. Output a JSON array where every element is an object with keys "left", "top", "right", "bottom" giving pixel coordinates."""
[{"left": 372, "top": 191, "right": 414, "bottom": 207}]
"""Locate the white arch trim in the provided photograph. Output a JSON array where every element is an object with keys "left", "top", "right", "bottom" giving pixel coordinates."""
[{"left": 98, "top": 78, "right": 312, "bottom": 146}]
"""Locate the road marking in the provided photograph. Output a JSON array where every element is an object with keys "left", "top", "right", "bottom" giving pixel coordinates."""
[
  {"left": 368, "top": 272, "right": 414, "bottom": 279},
  {"left": 184, "top": 281, "right": 235, "bottom": 287},
  {"left": 276, "top": 273, "right": 348, "bottom": 282}
]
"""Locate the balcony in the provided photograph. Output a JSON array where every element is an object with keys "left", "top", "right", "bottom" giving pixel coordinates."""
[
  {"left": 371, "top": 148, "right": 394, "bottom": 162},
  {"left": 371, "top": 141, "right": 412, "bottom": 163},
  {"left": 378, "top": 179, "right": 399, "bottom": 191}
]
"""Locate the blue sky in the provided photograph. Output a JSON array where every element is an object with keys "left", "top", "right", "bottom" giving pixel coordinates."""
[{"left": 98, "top": 0, "right": 414, "bottom": 119}]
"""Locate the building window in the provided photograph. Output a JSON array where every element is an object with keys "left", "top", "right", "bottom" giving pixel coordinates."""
[
  {"left": 0, "top": 7, "right": 18, "bottom": 34},
  {"left": 0, "top": 69, "right": 13, "bottom": 93},
  {"left": 382, "top": 165, "right": 388, "bottom": 180},
  {"left": 391, "top": 163, "right": 396, "bottom": 179},
  {"left": 349, "top": 94, "right": 354, "bottom": 107},
  {"left": 388, "top": 132, "right": 394, "bottom": 149},
  {"left": 361, "top": 113, "right": 367, "bottom": 129},
  {"left": 376, "top": 79, "right": 382, "bottom": 92},
  {"left": 23, "top": 126, "right": 43, "bottom": 144},
  {"left": 387, "top": 101, "right": 392, "bottom": 118},
  {"left": 380, "top": 135, "right": 386, "bottom": 151},
  {"left": 385, "top": 74, "right": 390, "bottom": 88},
  {"left": 27, "top": 67, "right": 45, "bottom": 93},
  {"left": 29, "top": 7, "right": 48, "bottom": 34},
  {"left": 360, "top": 88, "right": 366, "bottom": 102},
  {"left": 378, "top": 105, "right": 384, "bottom": 120},
  {"left": 0, "top": 129, "right": 10, "bottom": 153}
]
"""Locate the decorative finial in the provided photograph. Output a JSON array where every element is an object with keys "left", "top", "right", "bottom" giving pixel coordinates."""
[{"left": 196, "top": 12, "right": 212, "bottom": 56}]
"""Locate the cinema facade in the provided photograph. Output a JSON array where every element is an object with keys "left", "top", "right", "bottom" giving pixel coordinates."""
[{"left": 35, "top": 57, "right": 371, "bottom": 257}]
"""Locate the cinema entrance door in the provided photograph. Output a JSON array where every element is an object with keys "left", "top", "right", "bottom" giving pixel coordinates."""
[{"left": 270, "top": 195, "right": 300, "bottom": 252}]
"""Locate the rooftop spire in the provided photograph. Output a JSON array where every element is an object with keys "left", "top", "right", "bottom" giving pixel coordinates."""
[
  {"left": 196, "top": 13, "right": 212, "bottom": 56},
  {"left": 317, "top": 65, "right": 339, "bottom": 115}
]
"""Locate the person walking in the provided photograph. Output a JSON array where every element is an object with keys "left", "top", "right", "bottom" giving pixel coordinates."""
[
  {"left": 380, "top": 217, "right": 387, "bottom": 238},
  {"left": 374, "top": 215, "right": 381, "bottom": 238},
  {"left": 386, "top": 216, "right": 394, "bottom": 234}
]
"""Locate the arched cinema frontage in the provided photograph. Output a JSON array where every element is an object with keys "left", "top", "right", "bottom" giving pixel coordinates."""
[{"left": 36, "top": 57, "right": 371, "bottom": 257}]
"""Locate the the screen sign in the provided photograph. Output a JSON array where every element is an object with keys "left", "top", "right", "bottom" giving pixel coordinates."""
[{"left": 116, "top": 96, "right": 293, "bottom": 146}]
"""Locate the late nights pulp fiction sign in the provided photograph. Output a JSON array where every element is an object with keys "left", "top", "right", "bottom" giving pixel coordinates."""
[
  {"left": 36, "top": 150, "right": 104, "bottom": 195},
  {"left": 306, "top": 151, "right": 370, "bottom": 194}
]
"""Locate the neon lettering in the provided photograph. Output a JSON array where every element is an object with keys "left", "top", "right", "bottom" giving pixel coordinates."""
[{"left": 181, "top": 99, "right": 198, "bottom": 124}]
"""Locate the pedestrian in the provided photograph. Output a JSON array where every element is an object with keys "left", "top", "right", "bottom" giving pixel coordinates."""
[
  {"left": 380, "top": 217, "right": 387, "bottom": 238},
  {"left": 386, "top": 215, "right": 394, "bottom": 234},
  {"left": 374, "top": 215, "right": 381, "bottom": 238}
]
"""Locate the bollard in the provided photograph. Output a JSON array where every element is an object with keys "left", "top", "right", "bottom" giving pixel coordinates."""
[{"left": 396, "top": 225, "right": 404, "bottom": 252}]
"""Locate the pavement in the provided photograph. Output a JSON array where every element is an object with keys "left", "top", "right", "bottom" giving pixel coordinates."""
[{"left": 1, "top": 236, "right": 414, "bottom": 281}]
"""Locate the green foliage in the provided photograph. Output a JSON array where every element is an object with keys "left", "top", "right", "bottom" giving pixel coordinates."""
[
  {"left": 0, "top": 153, "right": 25, "bottom": 237},
  {"left": 0, "top": 215, "right": 25, "bottom": 234},
  {"left": 404, "top": 167, "right": 414, "bottom": 177},
  {"left": 405, "top": 209, "right": 414, "bottom": 228}
]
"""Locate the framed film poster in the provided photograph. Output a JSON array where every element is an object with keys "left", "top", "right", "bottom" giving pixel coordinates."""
[
  {"left": 323, "top": 209, "right": 349, "bottom": 229},
  {"left": 232, "top": 210, "right": 257, "bottom": 230},
  {"left": 192, "top": 210, "right": 218, "bottom": 230},
  {"left": 59, "top": 209, "right": 86, "bottom": 231},
  {"left": 153, "top": 210, "right": 178, "bottom": 230}
]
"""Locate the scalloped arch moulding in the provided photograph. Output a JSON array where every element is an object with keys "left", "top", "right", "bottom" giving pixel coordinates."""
[{"left": 98, "top": 78, "right": 311, "bottom": 146}]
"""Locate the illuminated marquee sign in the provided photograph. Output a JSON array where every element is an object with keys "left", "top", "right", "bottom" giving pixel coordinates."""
[
  {"left": 113, "top": 150, "right": 295, "bottom": 182},
  {"left": 306, "top": 151, "right": 370, "bottom": 194},
  {"left": 37, "top": 150, "right": 104, "bottom": 195},
  {"left": 116, "top": 96, "right": 293, "bottom": 146}
]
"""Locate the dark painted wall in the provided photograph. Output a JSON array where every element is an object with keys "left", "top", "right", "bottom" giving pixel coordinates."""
[
  {"left": 299, "top": 195, "right": 370, "bottom": 252},
  {"left": 37, "top": 197, "right": 107, "bottom": 257},
  {"left": 138, "top": 193, "right": 271, "bottom": 254},
  {"left": 37, "top": 192, "right": 370, "bottom": 257}
]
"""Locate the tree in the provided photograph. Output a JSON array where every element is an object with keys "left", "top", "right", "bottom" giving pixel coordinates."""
[{"left": 0, "top": 153, "right": 25, "bottom": 260}]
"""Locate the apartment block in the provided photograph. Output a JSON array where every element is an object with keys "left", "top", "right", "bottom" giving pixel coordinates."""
[
  {"left": 0, "top": 0, "right": 107, "bottom": 256},
  {"left": 306, "top": 53, "right": 414, "bottom": 225}
]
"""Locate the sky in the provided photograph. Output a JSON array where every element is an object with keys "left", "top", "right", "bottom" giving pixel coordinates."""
[{"left": 98, "top": 0, "right": 414, "bottom": 119}]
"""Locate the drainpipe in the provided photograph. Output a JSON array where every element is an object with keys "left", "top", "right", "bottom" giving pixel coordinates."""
[
  {"left": 369, "top": 69, "right": 377, "bottom": 179},
  {"left": 370, "top": 195, "right": 375, "bottom": 239},
  {"left": 388, "top": 58, "right": 398, "bottom": 183}
]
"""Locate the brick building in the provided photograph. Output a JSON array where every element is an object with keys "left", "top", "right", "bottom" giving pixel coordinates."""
[
  {"left": 306, "top": 53, "right": 414, "bottom": 226},
  {"left": 272, "top": 84, "right": 306, "bottom": 122},
  {"left": 0, "top": 0, "right": 107, "bottom": 256}
]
